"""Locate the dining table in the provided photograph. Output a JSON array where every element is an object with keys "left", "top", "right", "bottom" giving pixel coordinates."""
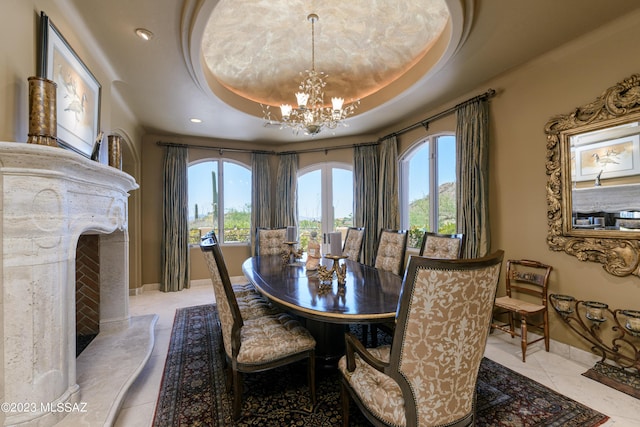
[{"left": 242, "top": 254, "right": 403, "bottom": 366}]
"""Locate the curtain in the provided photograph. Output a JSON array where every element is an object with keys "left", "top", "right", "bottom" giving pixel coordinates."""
[
  {"left": 274, "top": 153, "right": 298, "bottom": 228},
  {"left": 456, "top": 98, "right": 490, "bottom": 258},
  {"left": 354, "top": 144, "right": 379, "bottom": 265},
  {"left": 377, "top": 135, "right": 400, "bottom": 232},
  {"left": 251, "top": 152, "right": 272, "bottom": 253},
  {"left": 161, "top": 145, "right": 190, "bottom": 292}
]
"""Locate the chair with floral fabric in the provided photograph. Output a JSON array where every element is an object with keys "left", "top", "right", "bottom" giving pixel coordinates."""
[
  {"left": 419, "top": 231, "right": 465, "bottom": 259},
  {"left": 201, "top": 232, "right": 280, "bottom": 320},
  {"left": 255, "top": 227, "right": 288, "bottom": 256},
  {"left": 339, "top": 251, "right": 504, "bottom": 427},
  {"left": 201, "top": 235, "right": 317, "bottom": 420},
  {"left": 373, "top": 229, "right": 408, "bottom": 276},
  {"left": 342, "top": 227, "right": 365, "bottom": 262}
]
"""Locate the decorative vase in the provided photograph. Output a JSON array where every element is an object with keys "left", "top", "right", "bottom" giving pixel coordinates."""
[
  {"left": 108, "top": 135, "right": 122, "bottom": 169},
  {"left": 27, "top": 76, "right": 58, "bottom": 146}
]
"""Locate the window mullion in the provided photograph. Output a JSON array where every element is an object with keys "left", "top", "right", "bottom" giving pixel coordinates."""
[
  {"left": 430, "top": 138, "right": 438, "bottom": 232},
  {"left": 218, "top": 159, "right": 224, "bottom": 241}
]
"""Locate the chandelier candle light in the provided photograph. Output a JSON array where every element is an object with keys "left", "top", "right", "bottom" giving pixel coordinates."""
[{"left": 263, "top": 13, "right": 359, "bottom": 136}]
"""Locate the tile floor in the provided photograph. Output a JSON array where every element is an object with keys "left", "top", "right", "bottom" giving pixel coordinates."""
[{"left": 113, "top": 283, "right": 640, "bottom": 427}]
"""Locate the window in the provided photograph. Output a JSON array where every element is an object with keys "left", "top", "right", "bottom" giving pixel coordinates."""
[
  {"left": 400, "top": 134, "right": 456, "bottom": 248},
  {"left": 187, "top": 159, "right": 251, "bottom": 244},
  {"left": 298, "top": 163, "right": 353, "bottom": 251}
]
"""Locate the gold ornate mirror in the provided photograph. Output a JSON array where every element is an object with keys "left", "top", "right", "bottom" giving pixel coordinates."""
[{"left": 545, "top": 74, "right": 640, "bottom": 278}]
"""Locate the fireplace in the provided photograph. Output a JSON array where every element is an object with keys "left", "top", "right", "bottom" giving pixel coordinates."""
[{"left": 0, "top": 142, "right": 155, "bottom": 426}]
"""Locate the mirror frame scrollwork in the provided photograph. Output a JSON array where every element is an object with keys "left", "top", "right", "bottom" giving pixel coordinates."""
[{"left": 545, "top": 74, "right": 640, "bottom": 278}]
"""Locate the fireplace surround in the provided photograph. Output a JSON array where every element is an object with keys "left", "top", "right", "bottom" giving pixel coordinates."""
[{"left": 0, "top": 142, "right": 155, "bottom": 426}]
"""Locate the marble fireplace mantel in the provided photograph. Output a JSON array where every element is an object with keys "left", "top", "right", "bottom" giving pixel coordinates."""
[{"left": 0, "top": 142, "right": 154, "bottom": 426}]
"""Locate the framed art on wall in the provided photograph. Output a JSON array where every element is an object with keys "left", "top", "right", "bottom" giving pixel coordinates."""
[{"left": 40, "top": 12, "right": 101, "bottom": 158}]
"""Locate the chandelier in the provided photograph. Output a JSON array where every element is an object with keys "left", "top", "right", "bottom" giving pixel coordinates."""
[{"left": 263, "top": 13, "right": 359, "bottom": 136}]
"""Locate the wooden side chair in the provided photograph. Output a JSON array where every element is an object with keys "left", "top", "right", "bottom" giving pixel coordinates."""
[
  {"left": 200, "top": 235, "right": 316, "bottom": 419},
  {"left": 342, "top": 226, "right": 365, "bottom": 262},
  {"left": 491, "top": 259, "right": 553, "bottom": 362},
  {"left": 419, "top": 231, "right": 465, "bottom": 259},
  {"left": 373, "top": 229, "right": 408, "bottom": 276},
  {"left": 339, "top": 251, "right": 505, "bottom": 427},
  {"left": 255, "top": 227, "right": 287, "bottom": 256}
]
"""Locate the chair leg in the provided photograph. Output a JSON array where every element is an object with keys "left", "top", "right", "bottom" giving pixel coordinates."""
[
  {"left": 543, "top": 310, "right": 550, "bottom": 352},
  {"left": 232, "top": 369, "right": 243, "bottom": 420},
  {"left": 508, "top": 312, "right": 516, "bottom": 338},
  {"left": 340, "top": 381, "right": 350, "bottom": 427},
  {"left": 520, "top": 317, "right": 528, "bottom": 363},
  {"left": 362, "top": 324, "right": 369, "bottom": 347},
  {"left": 370, "top": 324, "right": 378, "bottom": 347},
  {"left": 308, "top": 351, "right": 316, "bottom": 405}
]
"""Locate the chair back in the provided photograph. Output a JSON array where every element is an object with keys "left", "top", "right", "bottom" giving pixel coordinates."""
[
  {"left": 200, "top": 234, "right": 243, "bottom": 359},
  {"left": 255, "top": 227, "right": 287, "bottom": 256},
  {"left": 342, "top": 227, "right": 365, "bottom": 262},
  {"left": 505, "top": 259, "right": 552, "bottom": 303},
  {"left": 419, "top": 231, "right": 465, "bottom": 259},
  {"left": 374, "top": 229, "right": 408, "bottom": 275},
  {"left": 388, "top": 251, "right": 504, "bottom": 426}
]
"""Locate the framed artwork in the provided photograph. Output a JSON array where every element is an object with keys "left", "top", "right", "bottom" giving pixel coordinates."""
[
  {"left": 40, "top": 12, "right": 101, "bottom": 158},
  {"left": 572, "top": 134, "right": 640, "bottom": 181}
]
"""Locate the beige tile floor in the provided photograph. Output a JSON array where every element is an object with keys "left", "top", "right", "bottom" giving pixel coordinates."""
[{"left": 114, "top": 283, "right": 640, "bottom": 427}]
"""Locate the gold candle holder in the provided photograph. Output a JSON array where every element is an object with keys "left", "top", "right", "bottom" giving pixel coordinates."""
[
  {"left": 584, "top": 301, "right": 608, "bottom": 322},
  {"left": 27, "top": 76, "right": 58, "bottom": 146},
  {"left": 621, "top": 310, "right": 640, "bottom": 336},
  {"left": 108, "top": 135, "right": 122, "bottom": 169},
  {"left": 550, "top": 294, "right": 575, "bottom": 314}
]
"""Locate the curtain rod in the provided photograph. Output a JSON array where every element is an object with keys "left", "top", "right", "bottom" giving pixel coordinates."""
[
  {"left": 156, "top": 140, "right": 378, "bottom": 156},
  {"left": 378, "top": 88, "right": 496, "bottom": 141},
  {"left": 278, "top": 141, "right": 378, "bottom": 155},
  {"left": 156, "top": 141, "right": 275, "bottom": 155}
]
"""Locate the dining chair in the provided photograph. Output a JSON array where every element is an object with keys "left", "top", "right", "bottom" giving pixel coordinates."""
[
  {"left": 255, "top": 227, "right": 288, "bottom": 256},
  {"left": 491, "top": 259, "right": 553, "bottom": 362},
  {"left": 201, "top": 235, "right": 317, "bottom": 419},
  {"left": 339, "top": 251, "right": 504, "bottom": 427},
  {"left": 373, "top": 229, "right": 408, "bottom": 276},
  {"left": 201, "top": 233, "right": 280, "bottom": 320},
  {"left": 366, "top": 229, "right": 408, "bottom": 346},
  {"left": 419, "top": 231, "right": 465, "bottom": 259},
  {"left": 342, "top": 226, "right": 365, "bottom": 262}
]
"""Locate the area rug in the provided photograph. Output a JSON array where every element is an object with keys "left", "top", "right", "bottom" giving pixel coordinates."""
[
  {"left": 153, "top": 304, "right": 609, "bottom": 426},
  {"left": 583, "top": 361, "right": 640, "bottom": 400}
]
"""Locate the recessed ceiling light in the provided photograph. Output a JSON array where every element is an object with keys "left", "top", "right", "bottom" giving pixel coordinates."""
[
  {"left": 190, "top": 118, "right": 202, "bottom": 123},
  {"left": 135, "top": 28, "right": 154, "bottom": 41}
]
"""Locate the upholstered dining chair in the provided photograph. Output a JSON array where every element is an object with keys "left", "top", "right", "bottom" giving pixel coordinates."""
[
  {"left": 373, "top": 229, "right": 408, "bottom": 276},
  {"left": 255, "top": 227, "right": 287, "bottom": 256},
  {"left": 366, "top": 229, "right": 408, "bottom": 346},
  {"left": 420, "top": 231, "right": 465, "bottom": 259},
  {"left": 491, "top": 259, "right": 553, "bottom": 362},
  {"left": 339, "top": 251, "right": 505, "bottom": 427},
  {"left": 200, "top": 235, "right": 317, "bottom": 420},
  {"left": 201, "top": 232, "right": 279, "bottom": 320},
  {"left": 342, "top": 226, "right": 365, "bottom": 262}
]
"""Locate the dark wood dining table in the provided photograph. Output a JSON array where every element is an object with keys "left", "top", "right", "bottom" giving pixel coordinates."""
[{"left": 242, "top": 255, "right": 403, "bottom": 365}]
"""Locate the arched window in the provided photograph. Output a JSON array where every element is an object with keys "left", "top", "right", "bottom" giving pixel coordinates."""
[
  {"left": 400, "top": 133, "right": 456, "bottom": 248},
  {"left": 298, "top": 163, "right": 353, "bottom": 251},
  {"left": 187, "top": 159, "right": 251, "bottom": 244}
]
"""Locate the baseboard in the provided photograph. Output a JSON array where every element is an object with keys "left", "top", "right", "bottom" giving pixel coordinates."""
[
  {"left": 490, "top": 329, "right": 601, "bottom": 367},
  {"left": 133, "top": 277, "right": 244, "bottom": 295}
]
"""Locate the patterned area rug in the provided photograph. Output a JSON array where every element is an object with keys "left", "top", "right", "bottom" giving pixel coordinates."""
[
  {"left": 152, "top": 304, "right": 609, "bottom": 426},
  {"left": 583, "top": 361, "right": 640, "bottom": 400}
]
